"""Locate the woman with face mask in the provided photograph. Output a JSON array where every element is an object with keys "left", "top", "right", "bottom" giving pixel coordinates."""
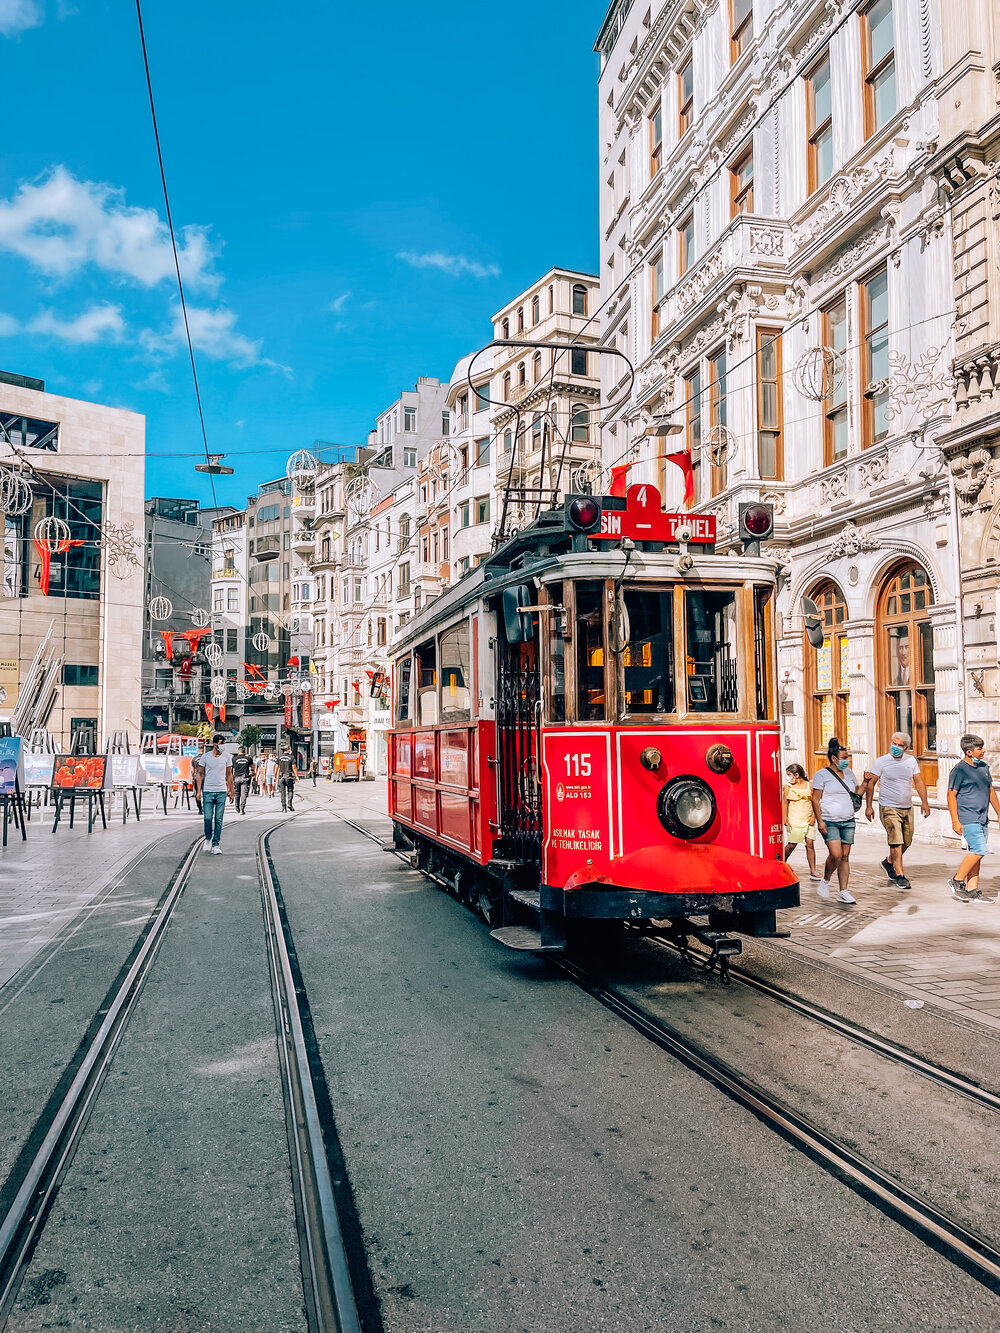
[
  {"left": 810, "top": 737, "right": 860, "bottom": 904},
  {"left": 782, "top": 763, "right": 821, "bottom": 880}
]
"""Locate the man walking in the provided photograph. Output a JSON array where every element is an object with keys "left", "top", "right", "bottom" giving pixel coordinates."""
[
  {"left": 947, "top": 734, "right": 1000, "bottom": 903},
  {"left": 277, "top": 745, "right": 296, "bottom": 812},
  {"left": 863, "top": 731, "right": 930, "bottom": 889},
  {"left": 231, "top": 746, "right": 253, "bottom": 814},
  {"left": 193, "top": 734, "right": 234, "bottom": 854},
  {"left": 309, "top": 756, "right": 318, "bottom": 786}
]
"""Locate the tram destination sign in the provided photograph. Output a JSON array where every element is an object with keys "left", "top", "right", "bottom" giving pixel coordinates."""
[{"left": 592, "top": 484, "right": 716, "bottom": 544}]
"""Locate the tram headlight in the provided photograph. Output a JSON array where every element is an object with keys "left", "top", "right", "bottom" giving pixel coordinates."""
[
  {"left": 568, "top": 497, "right": 601, "bottom": 531},
  {"left": 656, "top": 776, "right": 717, "bottom": 840}
]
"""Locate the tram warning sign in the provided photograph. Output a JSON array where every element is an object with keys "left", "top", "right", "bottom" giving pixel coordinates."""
[{"left": 592, "top": 484, "right": 716, "bottom": 543}]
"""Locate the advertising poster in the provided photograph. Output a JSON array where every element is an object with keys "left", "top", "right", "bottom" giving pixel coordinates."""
[
  {"left": 52, "top": 755, "right": 107, "bottom": 789},
  {"left": 182, "top": 743, "right": 200, "bottom": 757},
  {"left": 110, "top": 755, "right": 142, "bottom": 788},
  {"left": 140, "top": 755, "right": 169, "bottom": 785},
  {"left": 24, "top": 752, "right": 56, "bottom": 787},
  {"left": 169, "top": 756, "right": 192, "bottom": 786},
  {"left": 0, "top": 736, "right": 25, "bottom": 794},
  {"left": 0, "top": 658, "right": 19, "bottom": 711}
]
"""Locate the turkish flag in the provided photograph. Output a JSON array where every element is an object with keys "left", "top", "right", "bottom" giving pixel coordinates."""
[
  {"left": 664, "top": 448, "right": 695, "bottom": 508},
  {"left": 205, "top": 703, "right": 214, "bottom": 722}
]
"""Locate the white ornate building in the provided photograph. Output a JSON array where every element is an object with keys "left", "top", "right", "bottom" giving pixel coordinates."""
[{"left": 595, "top": 0, "right": 998, "bottom": 837}]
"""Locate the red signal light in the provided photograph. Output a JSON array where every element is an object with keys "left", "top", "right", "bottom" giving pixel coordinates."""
[
  {"left": 742, "top": 504, "right": 772, "bottom": 537},
  {"left": 569, "top": 497, "right": 601, "bottom": 531}
]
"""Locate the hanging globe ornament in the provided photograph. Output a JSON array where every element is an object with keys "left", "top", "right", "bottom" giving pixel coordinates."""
[
  {"left": 286, "top": 449, "right": 318, "bottom": 489},
  {"left": 252, "top": 631, "right": 271, "bottom": 652},
  {"left": 235, "top": 682, "right": 250, "bottom": 701},
  {"left": 210, "top": 675, "right": 228, "bottom": 703},
  {"left": 264, "top": 682, "right": 280, "bottom": 701},
  {"left": 792, "top": 346, "right": 846, "bottom": 402},
  {"left": 299, "top": 676, "right": 313, "bottom": 694},
  {"left": 0, "top": 467, "right": 33, "bottom": 516},
  {"left": 149, "top": 595, "right": 174, "bottom": 622},
  {"left": 205, "top": 642, "right": 224, "bottom": 668},
  {"left": 705, "top": 424, "right": 737, "bottom": 467},
  {"left": 33, "top": 515, "right": 72, "bottom": 550},
  {"left": 190, "top": 607, "right": 211, "bottom": 629},
  {"left": 345, "top": 473, "right": 379, "bottom": 521}
]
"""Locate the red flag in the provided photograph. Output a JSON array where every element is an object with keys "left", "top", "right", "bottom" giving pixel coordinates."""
[
  {"left": 664, "top": 448, "right": 695, "bottom": 508},
  {"left": 204, "top": 703, "right": 214, "bottom": 722},
  {"left": 219, "top": 704, "right": 226, "bottom": 723},
  {"left": 162, "top": 630, "right": 174, "bottom": 661},
  {"left": 34, "top": 537, "right": 85, "bottom": 595},
  {"left": 609, "top": 463, "right": 632, "bottom": 497}
]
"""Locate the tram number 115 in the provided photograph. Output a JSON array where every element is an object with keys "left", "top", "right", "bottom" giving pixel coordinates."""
[{"left": 563, "top": 753, "right": 592, "bottom": 777}]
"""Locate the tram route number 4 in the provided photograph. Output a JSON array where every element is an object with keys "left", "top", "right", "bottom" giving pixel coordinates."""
[{"left": 594, "top": 484, "right": 716, "bottom": 544}]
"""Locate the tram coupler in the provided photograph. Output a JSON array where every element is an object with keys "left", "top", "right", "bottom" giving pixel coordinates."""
[{"left": 691, "top": 929, "right": 741, "bottom": 985}]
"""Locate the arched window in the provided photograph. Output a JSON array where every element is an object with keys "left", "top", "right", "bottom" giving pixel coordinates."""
[
  {"left": 502, "top": 370, "right": 511, "bottom": 401},
  {"left": 503, "top": 429, "right": 512, "bottom": 455},
  {"left": 322, "top": 536, "right": 331, "bottom": 563},
  {"left": 501, "top": 317, "right": 509, "bottom": 340},
  {"left": 532, "top": 351, "right": 542, "bottom": 382},
  {"left": 548, "top": 283, "right": 554, "bottom": 313},
  {"left": 518, "top": 360, "right": 526, "bottom": 387},
  {"left": 572, "top": 283, "right": 587, "bottom": 315},
  {"left": 805, "top": 580, "right": 848, "bottom": 764},
  {"left": 571, "top": 403, "right": 589, "bottom": 443},
  {"left": 532, "top": 294, "right": 540, "bottom": 325},
  {"left": 878, "top": 561, "right": 937, "bottom": 784},
  {"left": 517, "top": 306, "right": 524, "bottom": 332}
]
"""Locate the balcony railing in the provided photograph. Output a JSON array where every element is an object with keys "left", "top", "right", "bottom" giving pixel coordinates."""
[{"left": 252, "top": 536, "right": 281, "bottom": 560}]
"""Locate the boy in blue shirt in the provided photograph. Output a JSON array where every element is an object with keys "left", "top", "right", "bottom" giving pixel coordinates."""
[{"left": 947, "top": 733, "right": 1000, "bottom": 902}]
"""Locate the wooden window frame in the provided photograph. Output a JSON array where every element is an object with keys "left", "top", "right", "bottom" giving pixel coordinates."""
[
  {"left": 650, "top": 252, "right": 664, "bottom": 340},
  {"left": 730, "top": 146, "right": 753, "bottom": 217},
  {"left": 804, "top": 580, "right": 849, "bottom": 764},
  {"left": 861, "top": 265, "right": 889, "bottom": 450},
  {"left": 649, "top": 101, "right": 663, "bottom": 178},
  {"left": 678, "top": 214, "right": 694, "bottom": 275},
  {"left": 861, "top": 0, "right": 895, "bottom": 140},
  {"left": 806, "top": 52, "right": 833, "bottom": 195},
  {"left": 678, "top": 56, "right": 693, "bottom": 138},
  {"left": 756, "top": 326, "right": 783, "bottom": 479},
  {"left": 822, "top": 294, "right": 848, "bottom": 465},
  {"left": 681, "top": 368, "right": 702, "bottom": 506},
  {"left": 708, "top": 347, "right": 727, "bottom": 497},
  {"left": 730, "top": 0, "right": 753, "bottom": 64},
  {"left": 877, "top": 561, "right": 937, "bottom": 787}
]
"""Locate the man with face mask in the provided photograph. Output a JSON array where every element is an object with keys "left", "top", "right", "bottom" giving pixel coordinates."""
[
  {"left": 946, "top": 734, "right": 1000, "bottom": 902},
  {"left": 864, "top": 731, "right": 930, "bottom": 889}
]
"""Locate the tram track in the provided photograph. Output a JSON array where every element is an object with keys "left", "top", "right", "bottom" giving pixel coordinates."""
[{"left": 0, "top": 820, "right": 373, "bottom": 1333}]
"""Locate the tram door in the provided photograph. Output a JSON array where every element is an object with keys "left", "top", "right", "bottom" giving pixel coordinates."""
[{"left": 494, "top": 619, "right": 543, "bottom": 870}]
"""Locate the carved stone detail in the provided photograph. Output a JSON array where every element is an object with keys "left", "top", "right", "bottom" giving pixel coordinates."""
[
  {"left": 950, "top": 448, "right": 996, "bottom": 514},
  {"left": 828, "top": 521, "right": 882, "bottom": 559},
  {"left": 820, "top": 470, "right": 849, "bottom": 506},
  {"left": 857, "top": 452, "right": 890, "bottom": 490},
  {"left": 749, "top": 227, "right": 784, "bottom": 257},
  {"left": 791, "top": 154, "right": 895, "bottom": 250},
  {"left": 761, "top": 489, "right": 787, "bottom": 516}
]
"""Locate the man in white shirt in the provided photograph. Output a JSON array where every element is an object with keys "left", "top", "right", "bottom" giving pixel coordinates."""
[
  {"left": 193, "top": 734, "right": 235, "bottom": 854},
  {"left": 864, "top": 731, "right": 930, "bottom": 889}
]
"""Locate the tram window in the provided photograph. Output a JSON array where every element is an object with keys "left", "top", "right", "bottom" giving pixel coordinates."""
[
  {"left": 754, "top": 585, "right": 775, "bottom": 720},
  {"left": 439, "top": 622, "right": 471, "bottom": 722},
  {"left": 547, "top": 582, "right": 566, "bottom": 722},
  {"left": 685, "top": 589, "right": 739, "bottom": 713},
  {"left": 395, "top": 656, "right": 412, "bottom": 726},
  {"left": 623, "top": 589, "right": 675, "bottom": 714},
  {"left": 415, "top": 640, "right": 438, "bottom": 725},
  {"left": 576, "top": 580, "right": 606, "bottom": 720}
]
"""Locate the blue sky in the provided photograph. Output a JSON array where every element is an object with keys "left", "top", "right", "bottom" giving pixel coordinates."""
[{"left": 0, "top": 0, "right": 608, "bottom": 505}]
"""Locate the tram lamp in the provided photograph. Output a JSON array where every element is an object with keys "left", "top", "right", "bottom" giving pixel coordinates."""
[
  {"left": 195, "top": 454, "right": 234, "bottom": 476},
  {"left": 644, "top": 418, "right": 683, "bottom": 438},
  {"left": 568, "top": 496, "right": 601, "bottom": 531},
  {"left": 656, "top": 776, "right": 717, "bottom": 840},
  {"left": 738, "top": 501, "right": 774, "bottom": 555},
  {"left": 801, "top": 595, "right": 825, "bottom": 649}
]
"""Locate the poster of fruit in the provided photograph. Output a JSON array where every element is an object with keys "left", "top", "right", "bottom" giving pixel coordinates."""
[
  {"left": 52, "top": 755, "right": 108, "bottom": 789},
  {"left": 109, "top": 755, "right": 142, "bottom": 788},
  {"left": 24, "top": 752, "right": 56, "bottom": 787},
  {"left": 0, "top": 736, "right": 24, "bottom": 794},
  {"left": 140, "top": 755, "right": 169, "bottom": 785}
]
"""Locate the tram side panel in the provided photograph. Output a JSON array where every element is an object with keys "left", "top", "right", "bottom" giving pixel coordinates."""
[{"left": 388, "top": 721, "right": 495, "bottom": 866}]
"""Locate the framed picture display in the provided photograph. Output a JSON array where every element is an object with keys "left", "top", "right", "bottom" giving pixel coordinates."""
[{"left": 52, "top": 755, "right": 108, "bottom": 790}]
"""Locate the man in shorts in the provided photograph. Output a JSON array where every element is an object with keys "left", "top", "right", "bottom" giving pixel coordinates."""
[
  {"left": 946, "top": 733, "right": 1000, "bottom": 902},
  {"left": 864, "top": 731, "right": 930, "bottom": 889}
]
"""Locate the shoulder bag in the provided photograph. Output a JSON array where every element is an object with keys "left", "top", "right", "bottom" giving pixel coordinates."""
[{"left": 827, "top": 764, "right": 863, "bottom": 814}]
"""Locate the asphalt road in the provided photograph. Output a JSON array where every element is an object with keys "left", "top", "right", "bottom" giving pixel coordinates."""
[{"left": 271, "top": 812, "right": 1000, "bottom": 1332}]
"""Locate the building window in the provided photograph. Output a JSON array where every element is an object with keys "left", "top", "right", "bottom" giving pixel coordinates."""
[
  {"left": 807, "top": 52, "right": 834, "bottom": 193},
  {"left": 354, "top": 578, "right": 362, "bottom": 602},
  {"left": 63, "top": 663, "right": 98, "bottom": 686},
  {"left": 532, "top": 413, "right": 543, "bottom": 448},
  {"left": 548, "top": 283, "right": 554, "bottom": 313},
  {"left": 475, "top": 384, "right": 490, "bottom": 412},
  {"left": 684, "top": 369, "right": 702, "bottom": 505},
  {"left": 501, "top": 317, "right": 509, "bottom": 340},
  {"left": 878, "top": 562, "right": 936, "bottom": 785},
  {"left": 649, "top": 102, "right": 662, "bottom": 178},
  {"left": 532, "top": 294, "right": 540, "bottom": 324},
  {"left": 459, "top": 500, "right": 470, "bottom": 528},
  {"left": 862, "top": 0, "right": 895, "bottom": 137},
  {"left": 459, "top": 556, "right": 470, "bottom": 575},
  {"left": 757, "top": 328, "right": 782, "bottom": 479},
  {"left": 823, "top": 294, "right": 849, "bottom": 464},
  {"left": 678, "top": 56, "right": 694, "bottom": 136},
  {"left": 420, "top": 534, "right": 430, "bottom": 563},
  {"left": 805, "top": 580, "right": 849, "bottom": 763},
  {"left": 517, "top": 306, "right": 524, "bottom": 333},
  {"left": 475, "top": 495, "right": 490, "bottom": 524},
  {"left": 862, "top": 266, "right": 890, "bottom": 448},
  {"left": 731, "top": 0, "right": 752, "bottom": 62},
  {"left": 518, "top": 361, "right": 526, "bottom": 387},
  {"left": 403, "top": 406, "right": 416, "bottom": 431},
  {"left": 398, "top": 563, "right": 411, "bottom": 597},
  {"left": 214, "top": 587, "right": 224, "bottom": 611},
  {"left": 226, "top": 628, "right": 238, "bottom": 652},
  {"left": 678, "top": 214, "right": 694, "bottom": 275},
  {"left": 377, "top": 616, "right": 386, "bottom": 646},
  {"left": 503, "top": 370, "right": 511, "bottom": 400},
  {"left": 572, "top": 283, "right": 587, "bottom": 315},
  {"left": 571, "top": 404, "right": 589, "bottom": 443},
  {"left": 441, "top": 527, "right": 449, "bottom": 559},
  {"left": 227, "top": 587, "right": 238, "bottom": 611},
  {"left": 570, "top": 348, "right": 587, "bottom": 376},
  {"left": 441, "top": 410, "right": 450, "bottom": 436},
  {"left": 458, "top": 393, "right": 468, "bottom": 423},
  {"left": 502, "top": 429, "right": 512, "bottom": 456},
  {"left": 709, "top": 347, "right": 727, "bottom": 496},
  {"left": 730, "top": 147, "right": 753, "bottom": 216},
  {"left": 476, "top": 437, "right": 491, "bottom": 466},
  {"left": 650, "top": 252, "right": 664, "bottom": 340}
]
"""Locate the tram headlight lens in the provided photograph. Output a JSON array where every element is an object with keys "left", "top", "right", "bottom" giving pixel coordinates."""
[
  {"left": 656, "top": 776, "right": 717, "bottom": 840},
  {"left": 568, "top": 497, "right": 601, "bottom": 531}
]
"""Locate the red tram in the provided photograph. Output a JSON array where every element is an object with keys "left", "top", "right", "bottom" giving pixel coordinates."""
[{"left": 388, "top": 484, "right": 798, "bottom": 953}]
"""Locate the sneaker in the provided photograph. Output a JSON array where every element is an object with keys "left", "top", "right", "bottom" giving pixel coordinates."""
[
  {"left": 880, "top": 858, "right": 897, "bottom": 883},
  {"left": 210, "top": 845, "right": 222, "bottom": 855},
  {"left": 894, "top": 875, "right": 911, "bottom": 890},
  {"left": 203, "top": 839, "right": 212, "bottom": 852},
  {"left": 837, "top": 889, "right": 856, "bottom": 904},
  {"left": 817, "top": 880, "right": 831, "bottom": 899},
  {"left": 949, "top": 877, "right": 973, "bottom": 902}
]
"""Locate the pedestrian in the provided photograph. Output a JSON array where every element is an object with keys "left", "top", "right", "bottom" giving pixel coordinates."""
[
  {"left": 260, "top": 750, "right": 276, "bottom": 798},
  {"left": 863, "top": 731, "right": 930, "bottom": 890},
  {"left": 309, "top": 756, "right": 318, "bottom": 786},
  {"left": 193, "top": 734, "right": 234, "bottom": 854},
  {"left": 782, "top": 763, "right": 820, "bottom": 880},
  {"left": 231, "top": 745, "right": 253, "bottom": 814},
  {"left": 277, "top": 745, "right": 296, "bottom": 812},
  {"left": 810, "top": 737, "right": 861, "bottom": 904},
  {"left": 946, "top": 733, "right": 1000, "bottom": 903}
]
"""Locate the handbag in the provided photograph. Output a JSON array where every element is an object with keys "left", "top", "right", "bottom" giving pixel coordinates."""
[{"left": 828, "top": 764, "right": 863, "bottom": 814}]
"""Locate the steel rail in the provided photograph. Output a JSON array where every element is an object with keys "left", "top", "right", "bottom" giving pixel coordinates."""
[
  {"left": 257, "top": 826, "right": 363, "bottom": 1333},
  {"left": 0, "top": 834, "right": 202, "bottom": 1324},
  {"left": 636, "top": 927, "right": 1000, "bottom": 1114},
  {"left": 557, "top": 955, "right": 1000, "bottom": 1295}
]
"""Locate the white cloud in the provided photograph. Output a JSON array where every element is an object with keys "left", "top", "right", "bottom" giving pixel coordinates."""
[
  {"left": 0, "top": 1, "right": 42, "bottom": 37},
  {"left": 0, "top": 312, "right": 18, "bottom": 335},
  {"left": 328, "top": 291, "right": 351, "bottom": 314},
  {"left": 142, "top": 303, "right": 289, "bottom": 373},
  {"left": 29, "top": 302, "right": 125, "bottom": 344},
  {"left": 0, "top": 166, "right": 218, "bottom": 290},
  {"left": 396, "top": 250, "right": 500, "bottom": 279}
]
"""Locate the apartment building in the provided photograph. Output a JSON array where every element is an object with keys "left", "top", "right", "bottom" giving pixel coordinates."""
[{"left": 595, "top": 0, "right": 995, "bottom": 837}]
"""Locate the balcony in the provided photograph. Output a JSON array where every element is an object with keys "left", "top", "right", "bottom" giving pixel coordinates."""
[
  {"left": 252, "top": 536, "right": 280, "bottom": 561},
  {"left": 292, "top": 527, "right": 314, "bottom": 557}
]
